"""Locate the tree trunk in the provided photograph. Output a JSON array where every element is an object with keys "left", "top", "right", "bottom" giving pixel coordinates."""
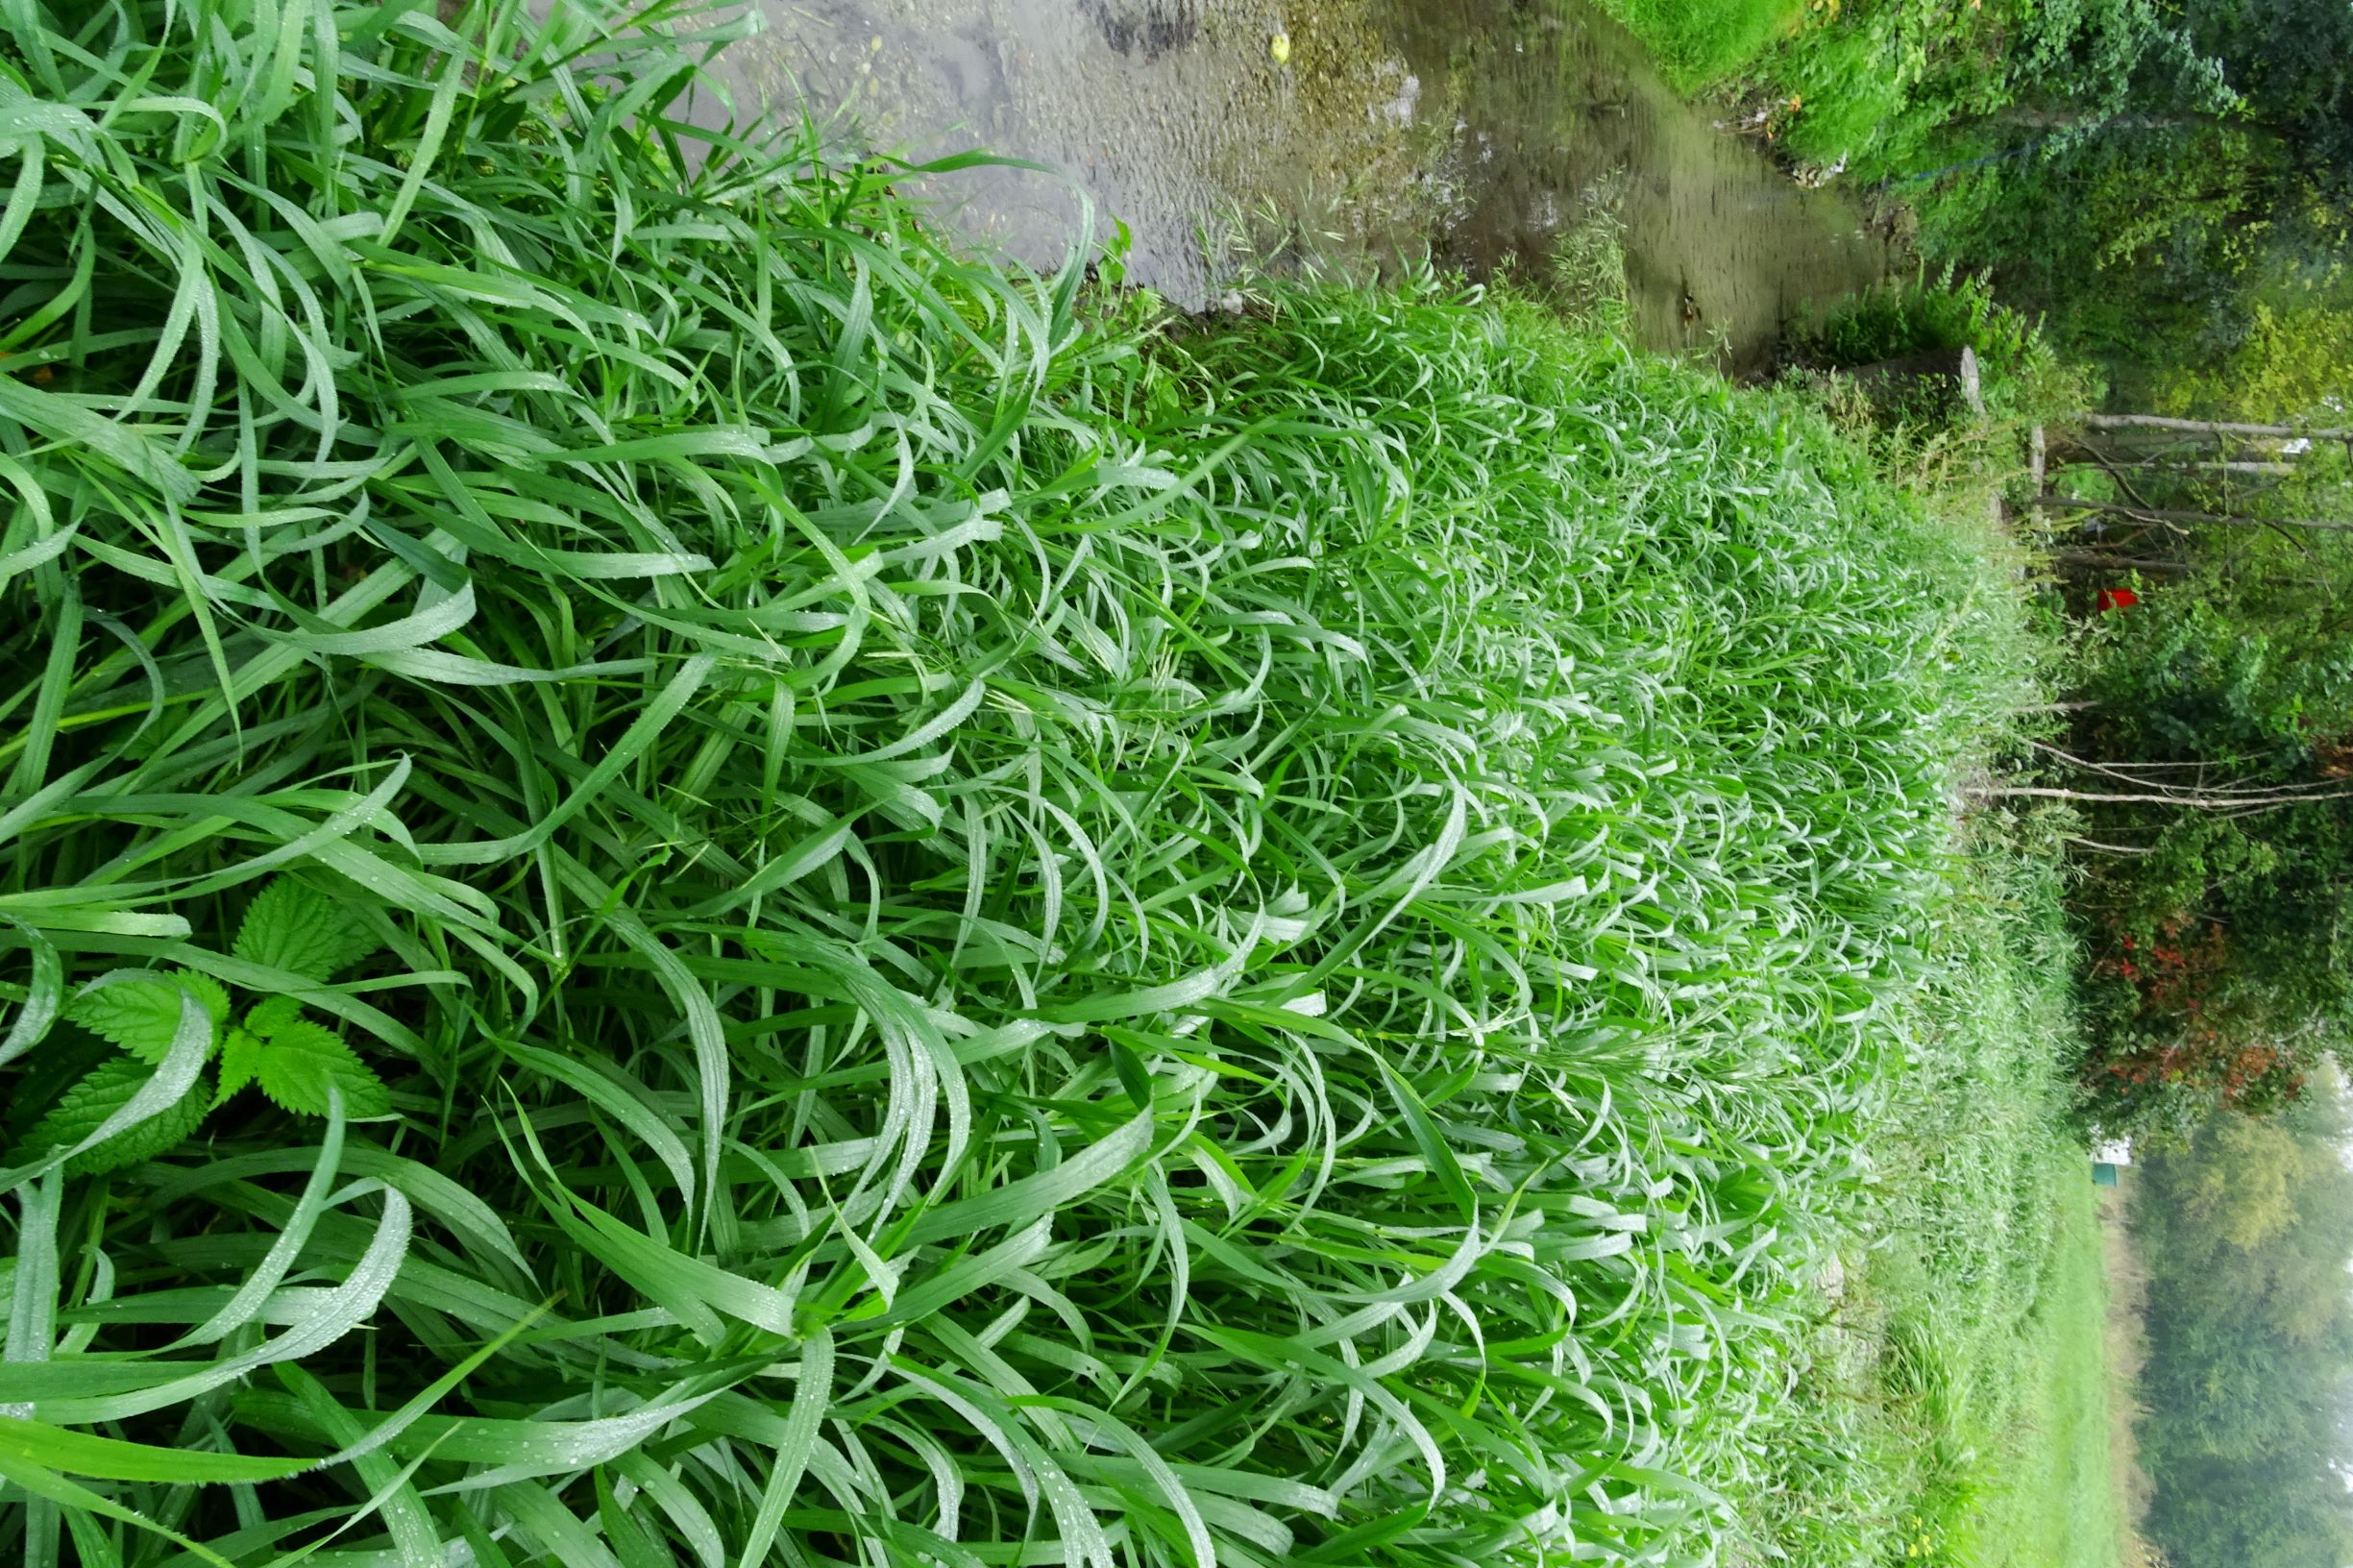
[
  {"left": 1849, "top": 345, "right": 1984, "bottom": 416},
  {"left": 2077, "top": 413, "right": 2352, "bottom": 442}
]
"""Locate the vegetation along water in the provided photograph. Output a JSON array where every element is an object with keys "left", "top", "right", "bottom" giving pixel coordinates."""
[{"left": 4, "top": 0, "right": 2351, "bottom": 1566}]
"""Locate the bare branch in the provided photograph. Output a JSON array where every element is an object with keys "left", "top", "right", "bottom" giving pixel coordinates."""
[
  {"left": 2031, "top": 496, "right": 2353, "bottom": 533},
  {"left": 2022, "top": 740, "right": 2341, "bottom": 797},
  {"left": 2065, "top": 836, "right": 2155, "bottom": 855}
]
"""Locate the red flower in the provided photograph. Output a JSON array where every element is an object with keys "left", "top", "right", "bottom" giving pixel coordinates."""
[{"left": 2096, "top": 587, "right": 2141, "bottom": 613}]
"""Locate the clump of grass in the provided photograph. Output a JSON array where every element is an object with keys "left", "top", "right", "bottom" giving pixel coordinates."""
[
  {"left": 0, "top": 2, "right": 2028, "bottom": 1564},
  {"left": 1785, "top": 264, "right": 2099, "bottom": 424},
  {"left": 1546, "top": 181, "right": 1634, "bottom": 335}
]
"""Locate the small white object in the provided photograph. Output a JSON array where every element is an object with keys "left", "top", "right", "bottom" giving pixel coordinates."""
[{"left": 2093, "top": 1138, "right": 2134, "bottom": 1167}]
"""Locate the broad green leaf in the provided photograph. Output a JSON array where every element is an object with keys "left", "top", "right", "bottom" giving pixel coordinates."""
[
  {"left": 252, "top": 1022, "right": 389, "bottom": 1117},
  {"left": 233, "top": 878, "right": 383, "bottom": 983},
  {"left": 244, "top": 994, "right": 304, "bottom": 1039},
  {"left": 64, "top": 971, "right": 226, "bottom": 1063},
  {"left": 214, "top": 1027, "right": 262, "bottom": 1103},
  {"left": 19, "top": 1055, "right": 211, "bottom": 1176}
]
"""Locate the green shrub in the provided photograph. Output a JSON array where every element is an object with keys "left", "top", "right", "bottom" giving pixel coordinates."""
[{"left": 1787, "top": 265, "right": 2096, "bottom": 422}]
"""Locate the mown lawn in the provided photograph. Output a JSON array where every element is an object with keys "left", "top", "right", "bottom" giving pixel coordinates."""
[{"left": 1972, "top": 1176, "right": 2123, "bottom": 1568}]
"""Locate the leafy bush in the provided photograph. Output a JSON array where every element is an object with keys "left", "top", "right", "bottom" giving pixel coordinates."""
[
  {"left": 1786, "top": 265, "right": 2093, "bottom": 422},
  {"left": 0, "top": 1, "right": 2031, "bottom": 1563}
]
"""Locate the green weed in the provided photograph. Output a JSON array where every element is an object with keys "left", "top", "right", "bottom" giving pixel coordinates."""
[{"left": 1733, "top": 833, "right": 2116, "bottom": 1568}]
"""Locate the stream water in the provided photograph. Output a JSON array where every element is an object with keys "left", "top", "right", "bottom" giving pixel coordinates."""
[{"left": 710, "top": 0, "right": 1892, "bottom": 371}]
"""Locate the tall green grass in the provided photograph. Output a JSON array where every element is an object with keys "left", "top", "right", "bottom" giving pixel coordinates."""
[
  {"left": 1737, "top": 834, "right": 2102, "bottom": 1568},
  {"left": 0, "top": 2, "right": 2029, "bottom": 1563}
]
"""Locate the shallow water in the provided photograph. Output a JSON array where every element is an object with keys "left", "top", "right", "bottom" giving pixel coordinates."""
[{"left": 710, "top": 0, "right": 1890, "bottom": 371}]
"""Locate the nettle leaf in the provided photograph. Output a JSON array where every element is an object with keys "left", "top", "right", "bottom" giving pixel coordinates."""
[
  {"left": 215, "top": 1028, "right": 264, "bottom": 1104},
  {"left": 233, "top": 878, "right": 384, "bottom": 984},
  {"left": 21, "top": 1056, "right": 212, "bottom": 1177},
  {"left": 245, "top": 995, "right": 304, "bottom": 1039},
  {"left": 253, "top": 1021, "right": 390, "bottom": 1118},
  {"left": 174, "top": 971, "right": 233, "bottom": 1029},
  {"left": 64, "top": 972, "right": 227, "bottom": 1064}
]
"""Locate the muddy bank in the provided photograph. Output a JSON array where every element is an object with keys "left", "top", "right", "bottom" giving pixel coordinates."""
[{"left": 709, "top": 0, "right": 1890, "bottom": 370}]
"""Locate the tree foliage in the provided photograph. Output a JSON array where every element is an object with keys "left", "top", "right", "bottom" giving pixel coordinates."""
[
  {"left": 1690, "top": 0, "right": 2353, "bottom": 392},
  {"left": 2132, "top": 1096, "right": 2353, "bottom": 1568},
  {"left": 2055, "top": 444, "right": 2353, "bottom": 1133},
  {"left": 2154, "top": 302, "right": 2353, "bottom": 420}
]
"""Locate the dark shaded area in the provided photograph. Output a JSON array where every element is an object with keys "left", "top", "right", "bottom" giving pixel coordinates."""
[{"left": 1078, "top": 0, "right": 1198, "bottom": 60}]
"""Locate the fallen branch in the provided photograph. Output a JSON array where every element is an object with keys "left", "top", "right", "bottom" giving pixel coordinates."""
[
  {"left": 1978, "top": 784, "right": 2353, "bottom": 807},
  {"left": 2065, "top": 836, "right": 2154, "bottom": 856},
  {"left": 2029, "top": 495, "right": 2353, "bottom": 533},
  {"left": 2075, "top": 414, "right": 2352, "bottom": 441}
]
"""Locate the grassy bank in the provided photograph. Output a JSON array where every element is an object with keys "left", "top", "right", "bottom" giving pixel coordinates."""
[
  {"left": 1580, "top": 0, "right": 2055, "bottom": 176},
  {"left": 1587, "top": 0, "right": 1805, "bottom": 98},
  {"left": 0, "top": 3, "right": 2064, "bottom": 1565},
  {"left": 1733, "top": 832, "right": 2121, "bottom": 1568}
]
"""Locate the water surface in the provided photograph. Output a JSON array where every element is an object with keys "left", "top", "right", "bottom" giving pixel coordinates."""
[{"left": 712, "top": 0, "right": 1890, "bottom": 370}]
